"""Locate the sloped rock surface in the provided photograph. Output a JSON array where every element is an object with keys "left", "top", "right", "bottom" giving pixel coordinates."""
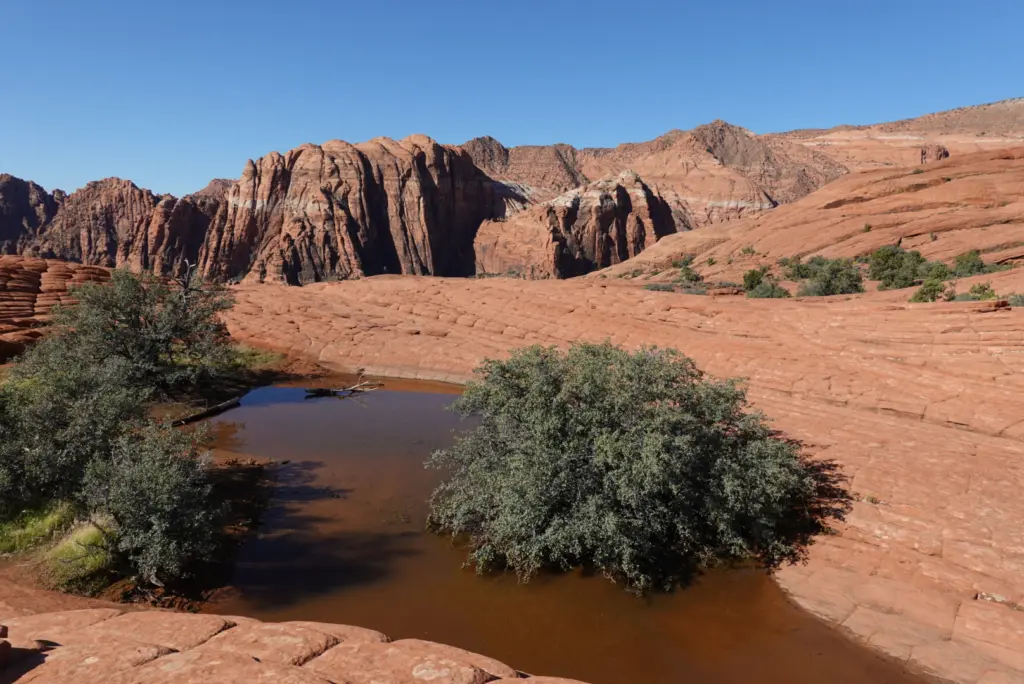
[
  {"left": 474, "top": 171, "right": 685, "bottom": 277},
  {"left": 595, "top": 147, "right": 1024, "bottom": 284},
  {"left": 777, "top": 98, "right": 1024, "bottom": 172},
  {"left": 0, "top": 602, "right": 566, "bottom": 683}
]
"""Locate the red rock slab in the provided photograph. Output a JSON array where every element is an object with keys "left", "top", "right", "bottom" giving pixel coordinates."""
[
  {"left": 391, "top": 639, "right": 518, "bottom": 679},
  {"left": 304, "top": 641, "right": 492, "bottom": 684},
  {"left": 3, "top": 609, "right": 122, "bottom": 644},
  {"left": 80, "top": 611, "right": 232, "bottom": 651},
  {"left": 280, "top": 621, "right": 388, "bottom": 644},
  {"left": 11, "top": 638, "right": 171, "bottom": 684},
  {"left": 196, "top": 621, "right": 338, "bottom": 666},
  {"left": 105, "top": 648, "right": 334, "bottom": 684},
  {"left": 497, "top": 679, "right": 591, "bottom": 684},
  {"left": 953, "top": 601, "right": 1024, "bottom": 672}
]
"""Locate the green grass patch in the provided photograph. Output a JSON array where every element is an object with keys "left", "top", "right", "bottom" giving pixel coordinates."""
[
  {"left": 0, "top": 502, "right": 76, "bottom": 554},
  {"left": 230, "top": 344, "right": 285, "bottom": 371},
  {"left": 42, "top": 522, "right": 117, "bottom": 595}
]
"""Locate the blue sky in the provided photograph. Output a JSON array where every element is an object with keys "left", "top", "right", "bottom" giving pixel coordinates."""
[{"left": 1, "top": 0, "right": 1021, "bottom": 196}]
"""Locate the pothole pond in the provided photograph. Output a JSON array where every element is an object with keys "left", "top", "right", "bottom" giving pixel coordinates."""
[{"left": 202, "top": 378, "right": 926, "bottom": 684}]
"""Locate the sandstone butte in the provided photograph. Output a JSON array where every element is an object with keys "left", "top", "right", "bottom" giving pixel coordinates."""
[
  {"left": 1, "top": 105, "right": 1024, "bottom": 683},
  {"left": 4, "top": 99, "right": 1022, "bottom": 286}
]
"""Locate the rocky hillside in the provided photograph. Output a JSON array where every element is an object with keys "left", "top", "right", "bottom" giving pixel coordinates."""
[
  {"left": 474, "top": 172, "right": 686, "bottom": 278},
  {"left": 594, "top": 146, "right": 1024, "bottom": 286},
  {"left": 2, "top": 99, "right": 1021, "bottom": 283},
  {"left": 777, "top": 97, "right": 1024, "bottom": 171}
]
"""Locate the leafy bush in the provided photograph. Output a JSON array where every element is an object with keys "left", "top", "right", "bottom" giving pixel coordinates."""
[
  {"left": 0, "top": 353, "right": 149, "bottom": 514},
  {"left": 0, "top": 268, "right": 229, "bottom": 591},
  {"left": 81, "top": 423, "right": 217, "bottom": 586},
  {"left": 796, "top": 259, "right": 864, "bottom": 296},
  {"left": 706, "top": 257, "right": 717, "bottom": 266},
  {"left": 909, "top": 278, "right": 954, "bottom": 303},
  {"left": 779, "top": 255, "right": 828, "bottom": 280},
  {"left": 954, "top": 283, "right": 998, "bottom": 301},
  {"left": 49, "top": 268, "right": 235, "bottom": 393},
  {"left": 1008, "top": 293, "right": 1024, "bottom": 307},
  {"left": 747, "top": 281, "right": 791, "bottom": 299},
  {"left": 743, "top": 268, "right": 767, "bottom": 291},
  {"left": 919, "top": 260, "right": 950, "bottom": 281},
  {"left": 868, "top": 246, "right": 926, "bottom": 289},
  {"left": 427, "top": 343, "right": 851, "bottom": 593},
  {"left": 643, "top": 283, "right": 675, "bottom": 293},
  {"left": 674, "top": 258, "right": 703, "bottom": 286},
  {"left": 740, "top": 245, "right": 757, "bottom": 256}
]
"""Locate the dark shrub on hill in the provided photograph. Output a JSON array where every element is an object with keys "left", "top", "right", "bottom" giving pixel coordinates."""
[
  {"left": 868, "top": 246, "right": 927, "bottom": 289},
  {"left": 796, "top": 259, "right": 864, "bottom": 296},
  {"left": 427, "top": 342, "right": 851, "bottom": 593}
]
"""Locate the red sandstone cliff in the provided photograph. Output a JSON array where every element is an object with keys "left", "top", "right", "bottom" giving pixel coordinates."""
[{"left": 474, "top": 171, "right": 686, "bottom": 278}]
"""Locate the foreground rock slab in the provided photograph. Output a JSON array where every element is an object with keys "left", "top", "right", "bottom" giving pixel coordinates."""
[{"left": 0, "top": 604, "right": 557, "bottom": 684}]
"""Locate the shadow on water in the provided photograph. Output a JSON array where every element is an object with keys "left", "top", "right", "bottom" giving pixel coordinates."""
[
  {"left": 203, "top": 379, "right": 929, "bottom": 684},
  {"left": 221, "top": 458, "right": 422, "bottom": 608}
]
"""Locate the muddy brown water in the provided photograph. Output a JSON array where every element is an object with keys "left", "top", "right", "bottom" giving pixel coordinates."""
[{"left": 204, "top": 378, "right": 926, "bottom": 684}]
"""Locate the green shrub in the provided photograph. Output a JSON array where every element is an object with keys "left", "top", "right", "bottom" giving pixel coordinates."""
[
  {"left": 780, "top": 255, "right": 830, "bottom": 280},
  {"left": 796, "top": 259, "right": 864, "bottom": 296},
  {"left": 674, "top": 261, "right": 703, "bottom": 286},
  {"left": 643, "top": 283, "right": 675, "bottom": 293},
  {"left": 909, "top": 278, "right": 954, "bottom": 303},
  {"left": 747, "top": 281, "right": 791, "bottom": 299},
  {"left": 743, "top": 268, "right": 767, "bottom": 291},
  {"left": 955, "top": 283, "right": 998, "bottom": 301},
  {"left": 671, "top": 255, "right": 694, "bottom": 269},
  {"left": 953, "top": 250, "right": 986, "bottom": 277},
  {"left": 1008, "top": 293, "right": 1024, "bottom": 307},
  {"left": 911, "top": 168, "right": 924, "bottom": 175},
  {"left": 918, "top": 260, "right": 950, "bottom": 281},
  {"left": 0, "top": 353, "right": 149, "bottom": 514},
  {"left": 706, "top": 257, "right": 717, "bottom": 266},
  {"left": 740, "top": 245, "right": 757, "bottom": 256},
  {"left": 81, "top": 423, "right": 217, "bottom": 586},
  {"left": 427, "top": 343, "right": 851, "bottom": 593},
  {"left": 868, "top": 246, "right": 926, "bottom": 289},
  {"left": 48, "top": 268, "right": 235, "bottom": 393}
]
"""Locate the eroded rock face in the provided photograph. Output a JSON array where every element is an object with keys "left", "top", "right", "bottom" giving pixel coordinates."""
[
  {"left": 0, "top": 175, "right": 61, "bottom": 255},
  {"left": 474, "top": 171, "right": 685, "bottom": 278},
  {"left": 920, "top": 144, "right": 951, "bottom": 164},
  {"left": 197, "top": 136, "right": 510, "bottom": 284},
  {"left": 463, "top": 122, "right": 846, "bottom": 226}
]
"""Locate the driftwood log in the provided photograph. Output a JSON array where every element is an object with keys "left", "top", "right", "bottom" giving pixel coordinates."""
[
  {"left": 171, "top": 397, "right": 241, "bottom": 426},
  {"left": 304, "top": 380, "right": 383, "bottom": 398}
]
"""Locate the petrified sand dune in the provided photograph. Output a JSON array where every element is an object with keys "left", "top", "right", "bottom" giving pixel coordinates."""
[
  {"left": 777, "top": 98, "right": 1024, "bottom": 172},
  {"left": 0, "top": 256, "right": 109, "bottom": 361},
  {"left": 595, "top": 147, "right": 1024, "bottom": 284}
]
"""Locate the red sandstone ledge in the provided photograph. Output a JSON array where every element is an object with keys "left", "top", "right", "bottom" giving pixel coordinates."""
[{"left": 0, "top": 605, "right": 587, "bottom": 684}]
